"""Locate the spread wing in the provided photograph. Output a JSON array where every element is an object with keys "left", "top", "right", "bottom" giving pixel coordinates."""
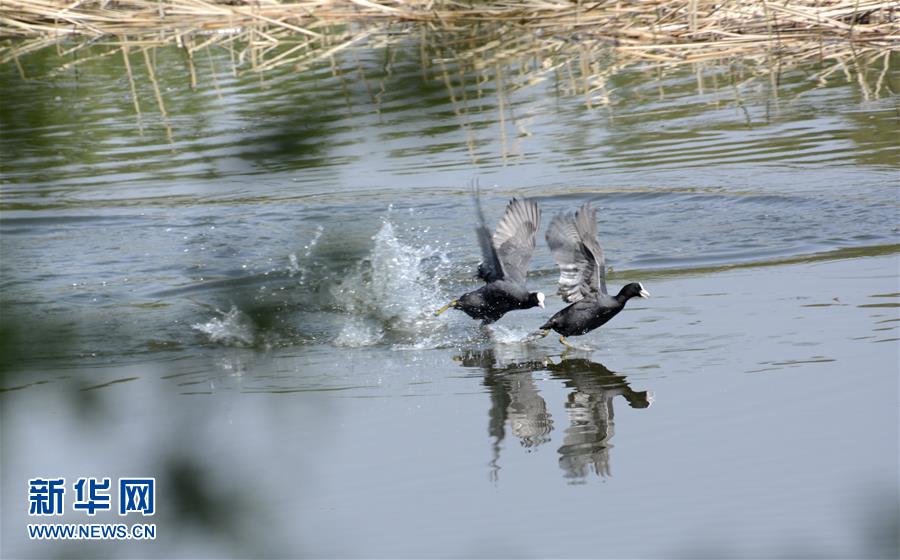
[
  {"left": 474, "top": 189, "right": 505, "bottom": 283},
  {"left": 574, "top": 202, "right": 606, "bottom": 295},
  {"left": 545, "top": 202, "right": 606, "bottom": 302},
  {"left": 474, "top": 193, "right": 541, "bottom": 286},
  {"left": 491, "top": 197, "right": 541, "bottom": 286}
]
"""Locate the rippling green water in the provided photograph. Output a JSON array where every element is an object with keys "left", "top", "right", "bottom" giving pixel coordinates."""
[{"left": 1, "top": 36, "right": 898, "bottom": 558}]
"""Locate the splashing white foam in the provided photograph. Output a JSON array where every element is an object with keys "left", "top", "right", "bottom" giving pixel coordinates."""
[
  {"left": 331, "top": 220, "right": 451, "bottom": 347},
  {"left": 192, "top": 306, "right": 256, "bottom": 347},
  {"left": 333, "top": 319, "right": 384, "bottom": 348},
  {"left": 288, "top": 225, "right": 324, "bottom": 285},
  {"left": 391, "top": 333, "right": 453, "bottom": 351},
  {"left": 486, "top": 324, "right": 536, "bottom": 345},
  {"left": 369, "top": 221, "right": 446, "bottom": 324}
]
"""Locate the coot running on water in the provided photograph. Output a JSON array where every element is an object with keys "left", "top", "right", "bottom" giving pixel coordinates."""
[
  {"left": 435, "top": 194, "right": 545, "bottom": 325},
  {"left": 538, "top": 201, "right": 649, "bottom": 348}
]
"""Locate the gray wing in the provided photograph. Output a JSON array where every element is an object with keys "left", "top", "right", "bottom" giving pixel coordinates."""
[
  {"left": 574, "top": 202, "right": 607, "bottom": 294},
  {"left": 473, "top": 188, "right": 505, "bottom": 283},
  {"left": 491, "top": 197, "right": 541, "bottom": 286},
  {"left": 545, "top": 202, "right": 606, "bottom": 302}
]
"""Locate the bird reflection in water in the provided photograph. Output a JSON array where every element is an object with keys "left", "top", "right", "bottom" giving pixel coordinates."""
[
  {"left": 547, "top": 356, "right": 652, "bottom": 481},
  {"left": 454, "top": 348, "right": 652, "bottom": 482}
]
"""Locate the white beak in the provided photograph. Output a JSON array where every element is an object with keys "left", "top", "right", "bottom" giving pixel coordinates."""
[{"left": 639, "top": 288, "right": 650, "bottom": 299}]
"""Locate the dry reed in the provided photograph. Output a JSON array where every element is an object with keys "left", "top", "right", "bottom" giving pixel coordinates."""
[{"left": 0, "top": 0, "right": 896, "bottom": 109}]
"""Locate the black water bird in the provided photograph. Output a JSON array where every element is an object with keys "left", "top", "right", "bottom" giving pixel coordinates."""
[
  {"left": 434, "top": 195, "right": 545, "bottom": 324},
  {"left": 538, "top": 202, "right": 649, "bottom": 348}
]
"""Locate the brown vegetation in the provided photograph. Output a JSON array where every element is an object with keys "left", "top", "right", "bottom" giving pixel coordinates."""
[{"left": 0, "top": 1, "right": 896, "bottom": 105}]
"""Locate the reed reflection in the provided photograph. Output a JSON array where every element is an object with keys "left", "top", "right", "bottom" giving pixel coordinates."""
[{"left": 455, "top": 348, "right": 651, "bottom": 482}]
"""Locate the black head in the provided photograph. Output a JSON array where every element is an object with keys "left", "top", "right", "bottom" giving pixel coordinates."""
[
  {"left": 526, "top": 292, "right": 546, "bottom": 309},
  {"left": 617, "top": 282, "right": 650, "bottom": 301}
]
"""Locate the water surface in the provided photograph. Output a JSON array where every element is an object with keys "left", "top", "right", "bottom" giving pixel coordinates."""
[{"left": 1, "top": 37, "right": 898, "bottom": 558}]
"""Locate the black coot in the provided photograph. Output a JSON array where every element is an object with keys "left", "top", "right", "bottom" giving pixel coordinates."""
[
  {"left": 538, "top": 202, "right": 649, "bottom": 347},
  {"left": 435, "top": 194, "right": 545, "bottom": 325}
]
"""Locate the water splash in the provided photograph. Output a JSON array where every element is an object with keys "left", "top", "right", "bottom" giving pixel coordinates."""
[
  {"left": 287, "top": 225, "right": 324, "bottom": 286},
  {"left": 331, "top": 220, "right": 451, "bottom": 347},
  {"left": 486, "top": 324, "right": 538, "bottom": 345},
  {"left": 391, "top": 333, "right": 455, "bottom": 351},
  {"left": 333, "top": 318, "right": 384, "bottom": 347},
  {"left": 192, "top": 306, "right": 256, "bottom": 347}
]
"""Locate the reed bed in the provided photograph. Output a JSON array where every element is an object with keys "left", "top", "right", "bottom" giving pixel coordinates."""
[{"left": 1, "top": 0, "right": 896, "bottom": 111}]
